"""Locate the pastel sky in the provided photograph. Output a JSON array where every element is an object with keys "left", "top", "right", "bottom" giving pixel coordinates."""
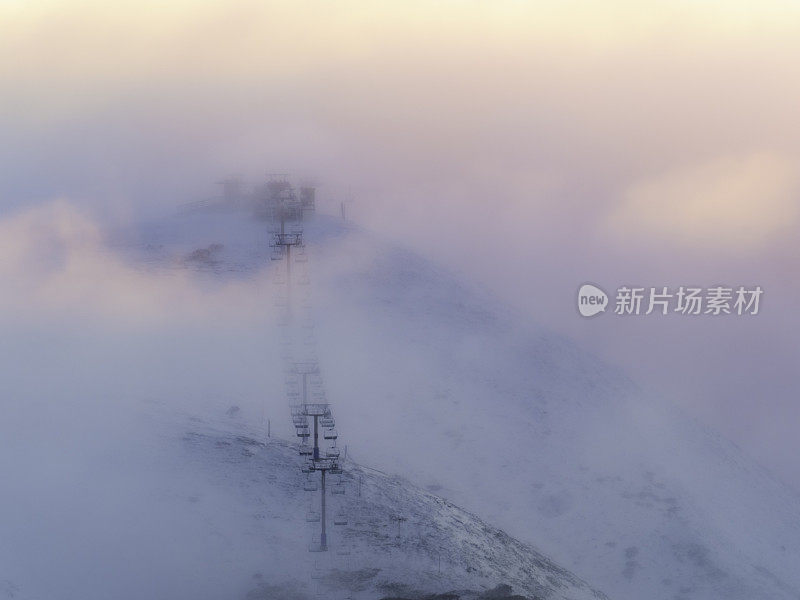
[{"left": 1, "top": 1, "right": 799, "bottom": 486}]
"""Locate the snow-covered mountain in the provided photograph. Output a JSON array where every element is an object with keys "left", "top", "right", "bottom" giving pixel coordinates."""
[
  {"left": 182, "top": 417, "right": 608, "bottom": 600},
  {"left": 298, "top": 216, "right": 800, "bottom": 600},
  {"left": 123, "top": 208, "right": 800, "bottom": 600},
  {"left": 0, "top": 205, "right": 611, "bottom": 600},
  {"left": 12, "top": 206, "right": 795, "bottom": 600},
  {"left": 0, "top": 400, "right": 608, "bottom": 600}
]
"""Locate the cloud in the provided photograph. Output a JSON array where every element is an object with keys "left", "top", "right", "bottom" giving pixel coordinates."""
[
  {"left": 1, "top": 0, "right": 800, "bottom": 493},
  {"left": 0, "top": 200, "right": 272, "bottom": 323},
  {"left": 604, "top": 153, "right": 800, "bottom": 251}
]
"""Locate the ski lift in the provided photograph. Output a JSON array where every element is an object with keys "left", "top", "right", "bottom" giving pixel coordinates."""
[
  {"left": 301, "top": 463, "right": 314, "bottom": 474},
  {"left": 299, "top": 445, "right": 313, "bottom": 457},
  {"left": 331, "top": 481, "right": 345, "bottom": 496},
  {"left": 325, "top": 447, "right": 340, "bottom": 458},
  {"left": 306, "top": 510, "right": 320, "bottom": 523},
  {"left": 319, "top": 417, "right": 335, "bottom": 428},
  {"left": 296, "top": 427, "right": 310, "bottom": 439},
  {"left": 323, "top": 428, "right": 338, "bottom": 440},
  {"left": 329, "top": 466, "right": 343, "bottom": 475},
  {"left": 333, "top": 510, "right": 348, "bottom": 525},
  {"left": 335, "top": 545, "right": 352, "bottom": 556},
  {"left": 303, "top": 478, "right": 318, "bottom": 492},
  {"left": 270, "top": 247, "right": 284, "bottom": 261}
]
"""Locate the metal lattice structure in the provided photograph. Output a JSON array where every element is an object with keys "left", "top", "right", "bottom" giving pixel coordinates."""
[
  {"left": 265, "top": 175, "right": 345, "bottom": 555},
  {"left": 292, "top": 400, "right": 342, "bottom": 551}
]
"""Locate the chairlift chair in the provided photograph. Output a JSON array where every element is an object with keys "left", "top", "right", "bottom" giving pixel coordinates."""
[
  {"left": 305, "top": 510, "right": 320, "bottom": 523},
  {"left": 323, "top": 428, "right": 338, "bottom": 440},
  {"left": 333, "top": 510, "right": 348, "bottom": 525},
  {"left": 303, "top": 478, "right": 318, "bottom": 492}
]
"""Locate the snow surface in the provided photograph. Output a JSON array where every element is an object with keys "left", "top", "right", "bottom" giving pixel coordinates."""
[{"left": 0, "top": 398, "right": 606, "bottom": 600}]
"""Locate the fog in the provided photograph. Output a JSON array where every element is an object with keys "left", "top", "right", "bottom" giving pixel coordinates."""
[{"left": 1, "top": 4, "right": 799, "bottom": 587}]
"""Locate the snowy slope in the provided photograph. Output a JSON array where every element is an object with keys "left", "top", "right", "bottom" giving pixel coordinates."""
[
  {"left": 181, "top": 417, "right": 608, "bottom": 600},
  {"left": 0, "top": 400, "right": 609, "bottom": 600},
  {"left": 117, "top": 209, "right": 800, "bottom": 600}
]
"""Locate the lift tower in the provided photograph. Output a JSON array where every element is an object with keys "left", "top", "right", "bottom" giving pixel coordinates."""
[
  {"left": 293, "top": 402, "right": 341, "bottom": 551},
  {"left": 272, "top": 232, "right": 303, "bottom": 281}
]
